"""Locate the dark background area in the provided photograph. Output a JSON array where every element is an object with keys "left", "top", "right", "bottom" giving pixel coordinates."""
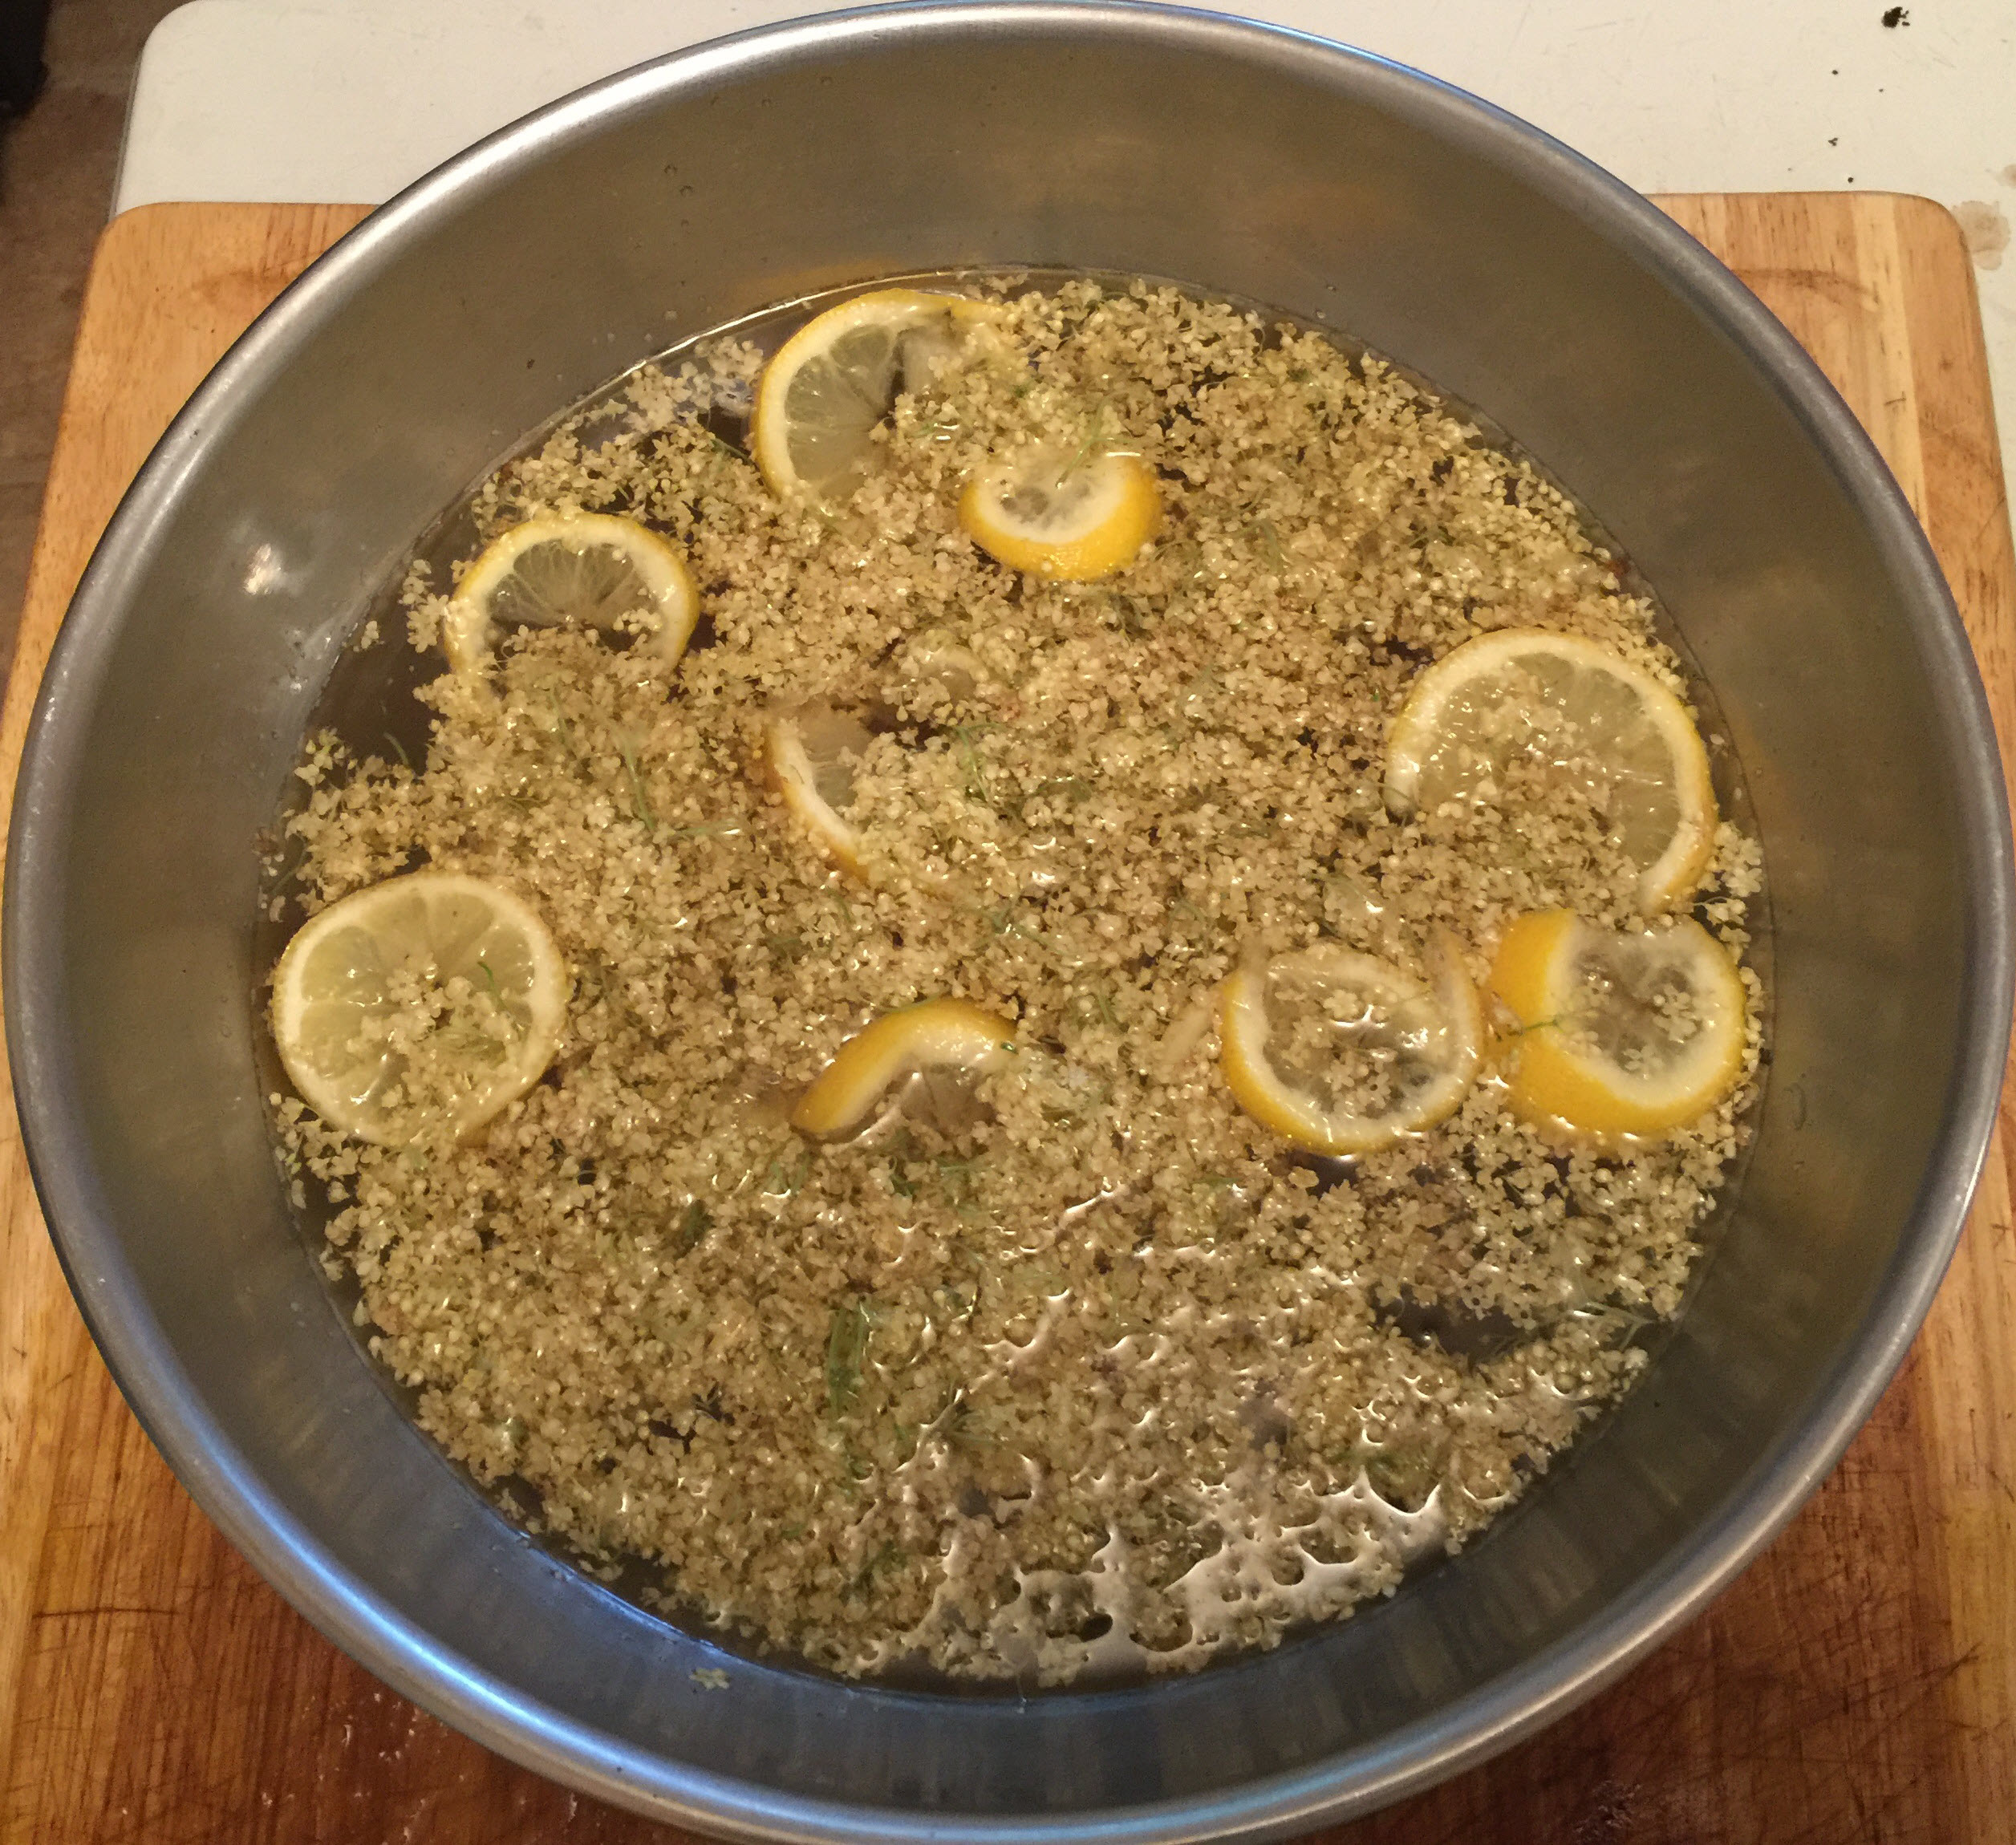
[{"left": 0, "top": 0, "right": 184, "bottom": 681}]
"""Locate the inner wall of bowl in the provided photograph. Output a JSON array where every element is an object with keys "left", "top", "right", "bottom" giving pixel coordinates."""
[{"left": 28, "top": 7, "right": 1980, "bottom": 1827}]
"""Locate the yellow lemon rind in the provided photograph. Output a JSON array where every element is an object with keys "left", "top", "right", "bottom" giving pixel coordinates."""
[
  {"left": 1486, "top": 908, "right": 1577, "bottom": 1024},
  {"left": 1219, "top": 932, "right": 1482, "bottom": 1156},
  {"left": 1490, "top": 909, "right": 1746, "bottom": 1139},
  {"left": 792, "top": 997, "right": 1019, "bottom": 1137},
  {"left": 957, "top": 449, "right": 1162, "bottom": 583},
  {"left": 442, "top": 512, "right": 699, "bottom": 675},
  {"left": 763, "top": 711, "right": 866, "bottom": 876},
  {"left": 752, "top": 289, "right": 1007, "bottom": 505},
  {"left": 1382, "top": 627, "right": 1718, "bottom": 914},
  {"left": 270, "top": 870, "right": 568, "bottom": 1146}
]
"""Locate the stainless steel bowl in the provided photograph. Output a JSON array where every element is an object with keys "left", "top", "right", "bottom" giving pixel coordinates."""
[{"left": 8, "top": 5, "right": 2010, "bottom": 1839}]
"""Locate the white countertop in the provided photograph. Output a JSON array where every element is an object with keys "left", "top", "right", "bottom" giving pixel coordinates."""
[{"left": 116, "top": 0, "right": 2015, "bottom": 505}]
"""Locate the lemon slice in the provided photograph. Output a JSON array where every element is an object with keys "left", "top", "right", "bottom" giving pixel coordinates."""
[
  {"left": 442, "top": 513, "right": 699, "bottom": 673},
  {"left": 958, "top": 445, "right": 1162, "bottom": 582},
  {"left": 764, "top": 704, "right": 877, "bottom": 875},
  {"left": 753, "top": 288, "right": 1004, "bottom": 504},
  {"left": 886, "top": 635, "right": 984, "bottom": 712},
  {"left": 1219, "top": 932, "right": 1483, "bottom": 1155},
  {"left": 793, "top": 998, "right": 1019, "bottom": 1137},
  {"left": 270, "top": 870, "right": 568, "bottom": 1146},
  {"left": 1489, "top": 909, "right": 1746, "bottom": 1138},
  {"left": 1383, "top": 629, "right": 1717, "bottom": 914}
]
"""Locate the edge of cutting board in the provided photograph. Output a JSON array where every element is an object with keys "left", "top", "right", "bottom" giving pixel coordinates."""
[{"left": 0, "top": 195, "right": 2009, "bottom": 1843}]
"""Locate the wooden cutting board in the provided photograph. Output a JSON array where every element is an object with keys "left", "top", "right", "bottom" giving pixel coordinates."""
[{"left": 0, "top": 197, "right": 2011, "bottom": 1845}]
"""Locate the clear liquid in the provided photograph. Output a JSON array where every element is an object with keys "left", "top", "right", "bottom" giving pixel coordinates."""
[{"left": 263, "top": 269, "right": 1772, "bottom": 1689}]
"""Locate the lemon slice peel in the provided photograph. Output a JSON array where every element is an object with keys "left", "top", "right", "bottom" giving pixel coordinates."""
[
  {"left": 443, "top": 512, "right": 698, "bottom": 675},
  {"left": 753, "top": 288, "right": 1008, "bottom": 505},
  {"left": 959, "top": 444, "right": 1162, "bottom": 582},
  {"left": 763, "top": 705, "right": 874, "bottom": 876},
  {"left": 270, "top": 870, "right": 568, "bottom": 1146},
  {"left": 1219, "top": 931, "right": 1483, "bottom": 1155},
  {"left": 1489, "top": 908, "right": 1746, "bottom": 1139},
  {"left": 1383, "top": 627, "right": 1718, "bottom": 914},
  {"left": 793, "top": 997, "right": 1020, "bottom": 1137}
]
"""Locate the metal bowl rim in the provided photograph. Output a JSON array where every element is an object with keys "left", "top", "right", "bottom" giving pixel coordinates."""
[{"left": 6, "top": 4, "right": 2011, "bottom": 1839}]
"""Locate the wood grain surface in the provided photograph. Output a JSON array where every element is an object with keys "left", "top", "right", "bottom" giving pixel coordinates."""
[{"left": 0, "top": 197, "right": 2010, "bottom": 1845}]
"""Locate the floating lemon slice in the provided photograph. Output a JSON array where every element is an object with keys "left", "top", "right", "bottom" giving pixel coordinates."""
[
  {"left": 1219, "top": 933, "right": 1483, "bottom": 1155},
  {"left": 270, "top": 870, "right": 568, "bottom": 1146},
  {"left": 886, "top": 634, "right": 984, "bottom": 711},
  {"left": 443, "top": 513, "right": 699, "bottom": 673},
  {"left": 1382, "top": 629, "right": 1717, "bottom": 914},
  {"left": 1489, "top": 909, "right": 1746, "bottom": 1138},
  {"left": 793, "top": 998, "right": 1019, "bottom": 1137},
  {"left": 753, "top": 288, "right": 1005, "bottom": 505},
  {"left": 959, "top": 444, "right": 1162, "bottom": 582},
  {"left": 764, "top": 704, "right": 878, "bottom": 875}
]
